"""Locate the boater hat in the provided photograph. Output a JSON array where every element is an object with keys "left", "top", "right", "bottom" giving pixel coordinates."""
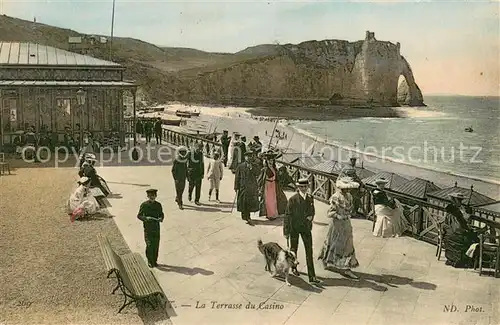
[
  {"left": 146, "top": 189, "right": 158, "bottom": 195},
  {"left": 296, "top": 178, "right": 309, "bottom": 186},
  {"left": 374, "top": 178, "right": 389, "bottom": 186},
  {"left": 244, "top": 150, "right": 255, "bottom": 156},
  {"left": 336, "top": 177, "right": 360, "bottom": 189}
]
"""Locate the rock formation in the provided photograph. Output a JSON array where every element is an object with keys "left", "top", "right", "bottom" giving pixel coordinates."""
[{"left": 174, "top": 31, "right": 424, "bottom": 107}]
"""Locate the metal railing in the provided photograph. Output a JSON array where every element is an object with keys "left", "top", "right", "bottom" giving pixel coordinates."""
[{"left": 161, "top": 126, "right": 500, "bottom": 245}]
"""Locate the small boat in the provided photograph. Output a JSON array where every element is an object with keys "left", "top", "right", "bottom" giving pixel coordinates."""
[
  {"left": 175, "top": 109, "right": 200, "bottom": 117},
  {"left": 175, "top": 110, "right": 192, "bottom": 118},
  {"left": 465, "top": 127, "right": 473, "bottom": 132}
]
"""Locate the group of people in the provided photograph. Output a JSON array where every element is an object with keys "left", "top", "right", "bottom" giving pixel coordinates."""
[{"left": 135, "top": 118, "right": 163, "bottom": 145}]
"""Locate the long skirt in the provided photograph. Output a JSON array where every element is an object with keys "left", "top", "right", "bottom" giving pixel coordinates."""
[
  {"left": 444, "top": 229, "right": 478, "bottom": 268},
  {"left": 372, "top": 201, "right": 407, "bottom": 238},
  {"left": 318, "top": 217, "right": 359, "bottom": 270},
  {"left": 264, "top": 180, "right": 278, "bottom": 219}
]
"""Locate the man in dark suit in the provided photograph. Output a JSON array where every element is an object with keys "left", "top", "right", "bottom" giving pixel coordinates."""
[
  {"left": 187, "top": 142, "right": 204, "bottom": 205},
  {"left": 172, "top": 146, "right": 189, "bottom": 209},
  {"left": 284, "top": 178, "right": 320, "bottom": 284},
  {"left": 154, "top": 118, "right": 163, "bottom": 145},
  {"left": 220, "top": 130, "right": 230, "bottom": 166}
]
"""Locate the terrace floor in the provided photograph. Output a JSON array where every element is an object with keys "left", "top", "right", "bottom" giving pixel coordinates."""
[{"left": 98, "top": 154, "right": 499, "bottom": 325}]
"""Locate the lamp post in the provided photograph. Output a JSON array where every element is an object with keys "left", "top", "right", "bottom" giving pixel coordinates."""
[
  {"left": 131, "top": 87, "right": 138, "bottom": 161},
  {"left": 76, "top": 88, "right": 86, "bottom": 152}
]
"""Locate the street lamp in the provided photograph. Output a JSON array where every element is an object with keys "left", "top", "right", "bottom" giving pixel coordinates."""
[
  {"left": 76, "top": 88, "right": 86, "bottom": 151},
  {"left": 131, "top": 87, "right": 138, "bottom": 161}
]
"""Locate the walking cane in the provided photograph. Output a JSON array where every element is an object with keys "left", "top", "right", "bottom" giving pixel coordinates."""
[{"left": 230, "top": 190, "right": 238, "bottom": 213}]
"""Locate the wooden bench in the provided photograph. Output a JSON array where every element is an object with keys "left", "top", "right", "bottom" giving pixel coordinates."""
[{"left": 97, "top": 234, "right": 167, "bottom": 313}]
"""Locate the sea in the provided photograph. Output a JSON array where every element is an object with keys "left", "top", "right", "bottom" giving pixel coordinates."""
[{"left": 290, "top": 96, "right": 500, "bottom": 184}]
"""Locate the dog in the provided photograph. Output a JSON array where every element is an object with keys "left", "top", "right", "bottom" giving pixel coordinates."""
[{"left": 257, "top": 239, "right": 299, "bottom": 286}]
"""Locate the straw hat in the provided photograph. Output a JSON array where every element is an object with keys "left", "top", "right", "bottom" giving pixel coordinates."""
[
  {"left": 336, "top": 177, "right": 360, "bottom": 190},
  {"left": 374, "top": 178, "right": 389, "bottom": 186},
  {"left": 296, "top": 178, "right": 309, "bottom": 187}
]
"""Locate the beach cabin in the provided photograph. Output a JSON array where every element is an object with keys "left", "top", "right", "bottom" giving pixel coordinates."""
[
  {"left": 427, "top": 183, "right": 496, "bottom": 218},
  {"left": 391, "top": 178, "right": 442, "bottom": 234},
  {"left": 362, "top": 171, "right": 410, "bottom": 191},
  {"left": 0, "top": 42, "right": 137, "bottom": 150}
]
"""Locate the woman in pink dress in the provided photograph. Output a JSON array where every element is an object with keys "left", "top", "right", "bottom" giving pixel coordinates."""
[{"left": 258, "top": 151, "right": 288, "bottom": 220}]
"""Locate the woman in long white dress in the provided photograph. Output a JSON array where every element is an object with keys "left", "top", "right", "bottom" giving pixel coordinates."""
[
  {"left": 68, "top": 177, "right": 101, "bottom": 222},
  {"left": 318, "top": 177, "right": 360, "bottom": 280},
  {"left": 372, "top": 178, "right": 408, "bottom": 237}
]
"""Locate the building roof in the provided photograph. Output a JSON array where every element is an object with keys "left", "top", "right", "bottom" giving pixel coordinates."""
[
  {"left": 427, "top": 183, "right": 496, "bottom": 207},
  {"left": 391, "top": 177, "right": 442, "bottom": 199},
  {"left": 279, "top": 152, "right": 304, "bottom": 164},
  {"left": 311, "top": 160, "right": 343, "bottom": 174},
  {"left": 294, "top": 156, "right": 325, "bottom": 169},
  {"left": 0, "top": 80, "right": 135, "bottom": 87},
  {"left": 355, "top": 166, "right": 376, "bottom": 180},
  {"left": 362, "top": 171, "right": 410, "bottom": 190},
  {"left": 474, "top": 201, "right": 500, "bottom": 214},
  {"left": 0, "top": 42, "right": 121, "bottom": 67}
]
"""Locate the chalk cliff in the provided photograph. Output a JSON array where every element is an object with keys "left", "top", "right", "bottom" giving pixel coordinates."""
[{"left": 173, "top": 31, "right": 424, "bottom": 107}]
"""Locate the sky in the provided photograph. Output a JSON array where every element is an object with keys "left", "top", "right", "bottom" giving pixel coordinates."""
[{"left": 2, "top": 0, "right": 499, "bottom": 96}]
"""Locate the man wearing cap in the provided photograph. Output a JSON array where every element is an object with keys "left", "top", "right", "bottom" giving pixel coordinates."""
[
  {"left": 172, "top": 146, "right": 189, "bottom": 209},
  {"left": 442, "top": 192, "right": 480, "bottom": 268},
  {"left": 284, "top": 178, "right": 320, "bottom": 284},
  {"left": 234, "top": 150, "right": 260, "bottom": 225},
  {"left": 187, "top": 142, "right": 205, "bottom": 205},
  {"left": 137, "top": 189, "right": 164, "bottom": 268},
  {"left": 338, "top": 156, "right": 363, "bottom": 216},
  {"left": 220, "top": 130, "right": 230, "bottom": 167}
]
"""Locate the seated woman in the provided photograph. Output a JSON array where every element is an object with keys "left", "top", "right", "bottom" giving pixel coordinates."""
[
  {"left": 78, "top": 157, "right": 110, "bottom": 196},
  {"left": 372, "top": 178, "right": 408, "bottom": 237},
  {"left": 68, "top": 177, "right": 102, "bottom": 222},
  {"left": 442, "top": 192, "right": 480, "bottom": 268}
]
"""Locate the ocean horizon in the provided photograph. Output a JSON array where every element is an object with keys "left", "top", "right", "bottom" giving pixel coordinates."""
[{"left": 290, "top": 95, "right": 500, "bottom": 184}]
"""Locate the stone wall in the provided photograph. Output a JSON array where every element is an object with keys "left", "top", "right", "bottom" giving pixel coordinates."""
[{"left": 174, "top": 31, "right": 424, "bottom": 107}]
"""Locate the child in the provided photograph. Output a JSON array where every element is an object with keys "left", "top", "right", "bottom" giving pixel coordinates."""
[
  {"left": 206, "top": 152, "right": 224, "bottom": 202},
  {"left": 137, "top": 189, "right": 164, "bottom": 267}
]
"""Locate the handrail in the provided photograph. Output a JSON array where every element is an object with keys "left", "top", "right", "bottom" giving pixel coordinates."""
[{"left": 159, "top": 125, "right": 500, "bottom": 244}]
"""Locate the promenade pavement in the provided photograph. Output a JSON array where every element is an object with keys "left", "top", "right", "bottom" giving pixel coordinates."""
[{"left": 98, "top": 147, "right": 499, "bottom": 325}]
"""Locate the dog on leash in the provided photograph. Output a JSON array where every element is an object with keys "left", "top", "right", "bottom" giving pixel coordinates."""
[{"left": 257, "top": 239, "right": 299, "bottom": 286}]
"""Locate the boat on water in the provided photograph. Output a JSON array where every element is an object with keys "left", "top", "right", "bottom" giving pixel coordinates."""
[
  {"left": 465, "top": 126, "right": 474, "bottom": 132},
  {"left": 175, "top": 109, "right": 200, "bottom": 118}
]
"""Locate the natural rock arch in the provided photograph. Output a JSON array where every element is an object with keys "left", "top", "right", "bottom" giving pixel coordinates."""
[{"left": 397, "top": 56, "right": 424, "bottom": 106}]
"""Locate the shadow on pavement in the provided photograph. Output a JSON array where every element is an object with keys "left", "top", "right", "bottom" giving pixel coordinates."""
[
  {"left": 156, "top": 264, "right": 214, "bottom": 276},
  {"left": 313, "top": 271, "right": 437, "bottom": 292}
]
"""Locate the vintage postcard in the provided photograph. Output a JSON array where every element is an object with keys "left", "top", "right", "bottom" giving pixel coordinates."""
[{"left": 0, "top": 1, "right": 498, "bottom": 325}]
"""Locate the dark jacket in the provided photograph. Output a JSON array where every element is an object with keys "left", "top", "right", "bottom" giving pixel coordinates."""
[
  {"left": 187, "top": 149, "right": 204, "bottom": 179},
  {"left": 154, "top": 120, "right": 162, "bottom": 133},
  {"left": 172, "top": 152, "right": 188, "bottom": 181},
  {"left": 284, "top": 192, "right": 315, "bottom": 237},
  {"left": 137, "top": 200, "right": 164, "bottom": 233},
  {"left": 221, "top": 135, "right": 230, "bottom": 150},
  {"left": 136, "top": 121, "right": 143, "bottom": 134},
  {"left": 235, "top": 161, "right": 260, "bottom": 213},
  {"left": 144, "top": 121, "right": 153, "bottom": 135}
]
